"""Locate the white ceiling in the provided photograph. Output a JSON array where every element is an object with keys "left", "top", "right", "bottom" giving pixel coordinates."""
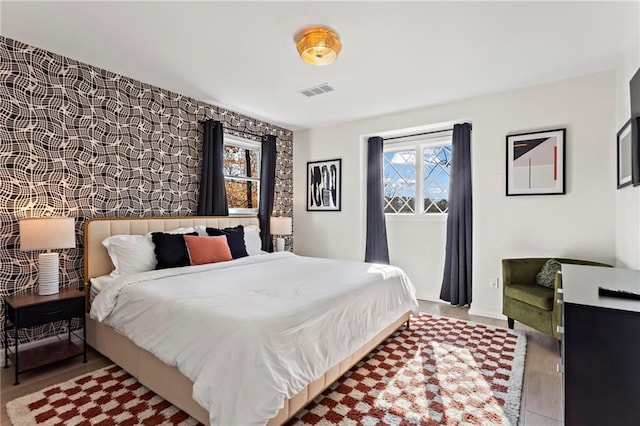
[{"left": 0, "top": 1, "right": 635, "bottom": 130}]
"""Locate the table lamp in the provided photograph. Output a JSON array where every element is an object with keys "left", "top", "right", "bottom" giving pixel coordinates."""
[
  {"left": 19, "top": 217, "right": 76, "bottom": 295},
  {"left": 270, "top": 216, "right": 292, "bottom": 252}
]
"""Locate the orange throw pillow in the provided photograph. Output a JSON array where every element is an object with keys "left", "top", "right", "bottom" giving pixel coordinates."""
[{"left": 184, "top": 235, "right": 232, "bottom": 265}]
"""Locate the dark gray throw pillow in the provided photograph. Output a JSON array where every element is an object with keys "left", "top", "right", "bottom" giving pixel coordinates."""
[
  {"left": 205, "top": 225, "right": 249, "bottom": 259},
  {"left": 151, "top": 232, "right": 198, "bottom": 269},
  {"left": 536, "top": 259, "right": 562, "bottom": 288}
]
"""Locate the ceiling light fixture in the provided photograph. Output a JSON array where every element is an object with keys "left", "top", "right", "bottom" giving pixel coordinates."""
[{"left": 295, "top": 26, "right": 342, "bottom": 66}]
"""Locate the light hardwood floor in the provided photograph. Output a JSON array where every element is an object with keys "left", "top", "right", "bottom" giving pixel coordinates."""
[{"left": 1, "top": 301, "right": 562, "bottom": 426}]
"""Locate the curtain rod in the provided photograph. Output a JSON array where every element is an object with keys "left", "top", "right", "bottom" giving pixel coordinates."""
[{"left": 383, "top": 125, "right": 472, "bottom": 142}]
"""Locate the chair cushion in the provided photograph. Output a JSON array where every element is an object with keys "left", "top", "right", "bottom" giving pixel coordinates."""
[{"left": 505, "top": 284, "right": 554, "bottom": 311}]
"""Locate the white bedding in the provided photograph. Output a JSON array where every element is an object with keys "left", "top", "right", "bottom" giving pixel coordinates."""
[
  {"left": 90, "top": 252, "right": 419, "bottom": 425},
  {"left": 89, "top": 275, "right": 118, "bottom": 302}
]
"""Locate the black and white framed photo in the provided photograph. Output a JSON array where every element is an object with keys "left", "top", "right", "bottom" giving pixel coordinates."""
[
  {"left": 617, "top": 119, "right": 633, "bottom": 188},
  {"left": 506, "top": 128, "right": 566, "bottom": 196},
  {"left": 307, "top": 159, "right": 341, "bottom": 211}
]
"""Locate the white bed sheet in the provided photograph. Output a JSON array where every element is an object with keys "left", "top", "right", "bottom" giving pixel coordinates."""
[
  {"left": 89, "top": 275, "right": 119, "bottom": 302},
  {"left": 90, "top": 252, "right": 418, "bottom": 425}
]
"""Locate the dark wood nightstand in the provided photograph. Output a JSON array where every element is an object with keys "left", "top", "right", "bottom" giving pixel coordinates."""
[{"left": 3, "top": 288, "right": 87, "bottom": 385}]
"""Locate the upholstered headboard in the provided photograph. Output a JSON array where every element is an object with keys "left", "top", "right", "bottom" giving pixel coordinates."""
[{"left": 83, "top": 216, "right": 260, "bottom": 283}]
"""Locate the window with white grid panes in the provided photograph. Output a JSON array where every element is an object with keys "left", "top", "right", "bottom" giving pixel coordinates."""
[{"left": 383, "top": 136, "right": 451, "bottom": 215}]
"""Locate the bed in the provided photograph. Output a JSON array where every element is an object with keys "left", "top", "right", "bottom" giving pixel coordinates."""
[{"left": 83, "top": 216, "right": 418, "bottom": 425}]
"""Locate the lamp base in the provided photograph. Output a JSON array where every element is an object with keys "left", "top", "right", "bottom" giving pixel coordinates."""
[
  {"left": 274, "top": 237, "right": 285, "bottom": 252},
  {"left": 38, "top": 252, "right": 60, "bottom": 296}
]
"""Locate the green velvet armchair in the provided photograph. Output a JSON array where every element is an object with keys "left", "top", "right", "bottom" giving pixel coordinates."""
[{"left": 502, "top": 258, "right": 612, "bottom": 340}]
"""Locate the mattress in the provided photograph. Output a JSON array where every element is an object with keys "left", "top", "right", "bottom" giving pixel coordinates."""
[{"left": 90, "top": 252, "right": 419, "bottom": 425}]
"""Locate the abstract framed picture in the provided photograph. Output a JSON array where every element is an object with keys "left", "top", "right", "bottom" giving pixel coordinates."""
[
  {"left": 617, "top": 119, "right": 633, "bottom": 188},
  {"left": 307, "top": 159, "right": 342, "bottom": 211},
  {"left": 632, "top": 116, "right": 640, "bottom": 186},
  {"left": 506, "top": 128, "right": 566, "bottom": 196}
]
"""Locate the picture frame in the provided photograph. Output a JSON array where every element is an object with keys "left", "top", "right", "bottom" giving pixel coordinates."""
[
  {"left": 307, "top": 159, "right": 342, "bottom": 211},
  {"left": 506, "top": 128, "right": 566, "bottom": 196},
  {"left": 632, "top": 116, "right": 640, "bottom": 186},
  {"left": 617, "top": 119, "right": 633, "bottom": 189}
]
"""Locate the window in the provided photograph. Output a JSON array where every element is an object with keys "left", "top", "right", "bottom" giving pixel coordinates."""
[
  {"left": 383, "top": 137, "right": 452, "bottom": 215},
  {"left": 223, "top": 136, "right": 260, "bottom": 214}
]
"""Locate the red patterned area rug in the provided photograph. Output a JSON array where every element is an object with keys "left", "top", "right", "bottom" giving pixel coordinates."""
[{"left": 6, "top": 314, "right": 526, "bottom": 426}]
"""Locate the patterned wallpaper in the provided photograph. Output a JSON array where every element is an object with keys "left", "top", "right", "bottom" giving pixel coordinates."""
[{"left": 0, "top": 36, "right": 294, "bottom": 347}]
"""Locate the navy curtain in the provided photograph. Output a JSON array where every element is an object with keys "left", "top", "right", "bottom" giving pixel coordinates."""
[
  {"left": 197, "top": 120, "right": 228, "bottom": 216},
  {"left": 440, "top": 123, "right": 473, "bottom": 306},
  {"left": 258, "top": 135, "right": 277, "bottom": 252},
  {"left": 365, "top": 136, "right": 390, "bottom": 264}
]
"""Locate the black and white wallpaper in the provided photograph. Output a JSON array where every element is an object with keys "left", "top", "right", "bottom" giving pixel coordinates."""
[{"left": 0, "top": 36, "right": 294, "bottom": 346}]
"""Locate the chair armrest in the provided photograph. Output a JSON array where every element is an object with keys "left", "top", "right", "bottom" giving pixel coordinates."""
[
  {"left": 552, "top": 271, "right": 563, "bottom": 308},
  {"left": 552, "top": 271, "right": 564, "bottom": 339},
  {"left": 551, "top": 261, "right": 612, "bottom": 339},
  {"left": 502, "top": 258, "right": 549, "bottom": 287}
]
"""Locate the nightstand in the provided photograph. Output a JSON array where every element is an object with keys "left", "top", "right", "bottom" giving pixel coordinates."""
[{"left": 3, "top": 288, "right": 87, "bottom": 385}]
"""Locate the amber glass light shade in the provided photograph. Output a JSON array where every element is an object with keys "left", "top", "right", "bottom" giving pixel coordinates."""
[{"left": 295, "top": 26, "right": 342, "bottom": 66}]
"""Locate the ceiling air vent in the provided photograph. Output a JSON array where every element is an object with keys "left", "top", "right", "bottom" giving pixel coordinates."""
[{"left": 298, "top": 83, "right": 334, "bottom": 98}]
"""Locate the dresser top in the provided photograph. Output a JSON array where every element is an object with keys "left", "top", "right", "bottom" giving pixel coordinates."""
[{"left": 561, "top": 264, "right": 640, "bottom": 313}]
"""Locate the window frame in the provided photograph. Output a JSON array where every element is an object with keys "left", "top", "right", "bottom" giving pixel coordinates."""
[
  {"left": 224, "top": 135, "right": 261, "bottom": 216},
  {"left": 383, "top": 134, "right": 452, "bottom": 217}
]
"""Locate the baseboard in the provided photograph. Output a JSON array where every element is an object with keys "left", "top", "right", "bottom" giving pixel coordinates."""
[
  {"left": 419, "top": 298, "right": 506, "bottom": 322},
  {"left": 2, "top": 330, "right": 84, "bottom": 365},
  {"left": 416, "top": 296, "right": 443, "bottom": 303},
  {"left": 468, "top": 306, "right": 506, "bottom": 321}
]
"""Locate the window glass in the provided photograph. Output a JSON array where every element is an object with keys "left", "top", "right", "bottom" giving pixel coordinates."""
[
  {"left": 423, "top": 145, "right": 451, "bottom": 214},
  {"left": 223, "top": 145, "right": 260, "bottom": 178},
  {"left": 384, "top": 150, "right": 416, "bottom": 214},
  {"left": 383, "top": 138, "right": 452, "bottom": 215},
  {"left": 223, "top": 138, "right": 260, "bottom": 212},
  {"left": 225, "top": 178, "right": 260, "bottom": 210}
]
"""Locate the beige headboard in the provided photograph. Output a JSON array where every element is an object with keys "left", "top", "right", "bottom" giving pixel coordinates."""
[{"left": 83, "top": 216, "right": 260, "bottom": 283}]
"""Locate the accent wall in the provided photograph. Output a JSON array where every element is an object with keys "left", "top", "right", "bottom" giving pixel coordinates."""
[{"left": 0, "top": 36, "right": 294, "bottom": 346}]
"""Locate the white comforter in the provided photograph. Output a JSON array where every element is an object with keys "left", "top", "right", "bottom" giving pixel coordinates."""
[{"left": 90, "top": 252, "right": 419, "bottom": 425}]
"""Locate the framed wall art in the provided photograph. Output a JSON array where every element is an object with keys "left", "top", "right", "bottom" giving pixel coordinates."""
[
  {"left": 632, "top": 116, "right": 640, "bottom": 186},
  {"left": 307, "top": 159, "right": 341, "bottom": 211},
  {"left": 506, "top": 128, "right": 566, "bottom": 196},
  {"left": 617, "top": 119, "right": 633, "bottom": 188}
]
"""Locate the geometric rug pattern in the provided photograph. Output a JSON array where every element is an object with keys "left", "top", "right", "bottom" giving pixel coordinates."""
[
  {"left": 6, "top": 314, "right": 526, "bottom": 426},
  {"left": 288, "top": 314, "right": 526, "bottom": 426}
]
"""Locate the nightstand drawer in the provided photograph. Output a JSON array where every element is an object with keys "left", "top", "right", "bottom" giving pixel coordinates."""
[{"left": 8, "top": 297, "right": 84, "bottom": 328}]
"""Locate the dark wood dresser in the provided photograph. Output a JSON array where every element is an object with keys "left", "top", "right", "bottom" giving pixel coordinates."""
[{"left": 560, "top": 265, "right": 640, "bottom": 426}]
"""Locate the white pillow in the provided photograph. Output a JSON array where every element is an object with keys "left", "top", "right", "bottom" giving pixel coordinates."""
[
  {"left": 163, "top": 226, "right": 208, "bottom": 236},
  {"left": 144, "top": 226, "right": 206, "bottom": 240},
  {"left": 166, "top": 226, "right": 198, "bottom": 235},
  {"left": 193, "top": 225, "right": 208, "bottom": 236},
  {"left": 243, "top": 225, "right": 263, "bottom": 255},
  {"left": 102, "top": 234, "right": 157, "bottom": 276}
]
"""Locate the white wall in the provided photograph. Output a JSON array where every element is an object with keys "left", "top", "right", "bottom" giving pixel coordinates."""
[
  {"left": 294, "top": 71, "right": 617, "bottom": 318},
  {"left": 386, "top": 215, "right": 447, "bottom": 301},
  {"left": 615, "top": 1, "right": 640, "bottom": 269}
]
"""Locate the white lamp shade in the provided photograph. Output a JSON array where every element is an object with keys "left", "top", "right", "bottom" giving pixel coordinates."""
[
  {"left": 270, "top": 216, "right": 292, "bottom": 236},
  {"left": 20, "top": 217, "right": 76, "bottom": 251}
]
